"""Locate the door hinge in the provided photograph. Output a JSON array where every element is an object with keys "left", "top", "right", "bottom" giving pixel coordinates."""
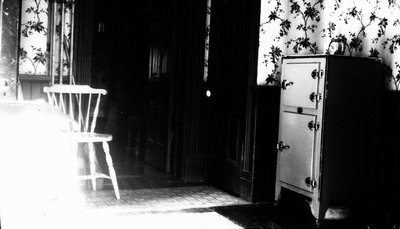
[
  {"left": 308, "top": 121, "right": 320, "bottom": 131},
  {"left": 305, "top": 177, "right": 317, "bottom": 189},
  {"left": 309, "top": 92, "right": 322, "bottom": 103},
  {"left": 311, "top": 69, "right": 324, "bottom": 79}
]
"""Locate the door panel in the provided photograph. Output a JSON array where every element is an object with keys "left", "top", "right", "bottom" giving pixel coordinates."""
[
  {"left": 281, "top": 62, "right": 321, "bottom": 109},
  {"left": 145, "top": 16, "right": 171, "bottom": 172},
  {"left": 206, "top": 0, "right": 254, "bottom": 194},
  {"left": 279, "top": 112, "right": 316, "bottom": 192},
  {"left": 227, "top": 118, "right": 240, "bottom": 162},
  {"left": 145, "top": 79, "right": 170, "bottom": 172}
]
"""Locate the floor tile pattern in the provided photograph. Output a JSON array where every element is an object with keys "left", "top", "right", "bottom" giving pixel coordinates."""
[
  {"left": 83, "top": 185, "right": 248, "bottom": 215},
  {"left": 72, "top": 156, "right": 400, "bottom": 228}
]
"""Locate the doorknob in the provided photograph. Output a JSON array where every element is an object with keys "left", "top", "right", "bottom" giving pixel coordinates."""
[
  {"left": 206, "top": 90, "right": 211, "bottom": 97},
  {"left": 277, "top": 141, "right": 290, "bottom": 152}
]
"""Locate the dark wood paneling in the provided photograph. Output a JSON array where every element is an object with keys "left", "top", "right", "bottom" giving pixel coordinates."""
[
  {"left": 379, "top": 91, "right": 400, "bottom": 203},
  {"left": 144, "top": 1, "right": 174, "bottom": 172},
  {"left": 73, "top": 0, "right": 93, "bottom": 84},
  {"left": 251, "top": 86, "right": 280, "bottom": 202},
  {"left": 142, "top": 0, "right": 209, "bottom": 179},
  {"left": 241, "top": 0, "right": 262, "bottom": 201},
  {"left": 177, "top": 0, "right": 208, "bottom": 182}
]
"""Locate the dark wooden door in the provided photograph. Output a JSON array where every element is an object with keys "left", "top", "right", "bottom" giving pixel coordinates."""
[
  {"left": 145, "top": 18, "right": 171, "bottom": 172},
  {"left": 145, "top": 80, "right": 170, "bottom": 172},
  {"left": 206, "top": 0, "right": 255, "bottom": 194}
]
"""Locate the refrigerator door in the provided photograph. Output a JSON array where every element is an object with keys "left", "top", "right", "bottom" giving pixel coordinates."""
[
  {"left": 281, "top": 61, "right": 322, "bottom": 109},
  {"left": 278, "top": 112, "right": 317, "bottom": 193}
]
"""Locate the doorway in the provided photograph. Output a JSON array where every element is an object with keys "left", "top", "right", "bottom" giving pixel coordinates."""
[
  {"left": 206, "top": 0, "right": 260, "bottom": 195},
  {"left": 89, "top": 0, "right": 261, "bottom": 199}
]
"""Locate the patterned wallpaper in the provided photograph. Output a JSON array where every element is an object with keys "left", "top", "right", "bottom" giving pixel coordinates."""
[
  {"left": 203, "top": 0, "right": 212, "bottom": 82},
  {"left": 258, "top": 0, "right": 400, "bottom": 90},
  {"left": 19, "top": 0, "right": 73, "bottom": 77},
  {"left": 19, "top": 0, "right": 48, "bottom": 75}
]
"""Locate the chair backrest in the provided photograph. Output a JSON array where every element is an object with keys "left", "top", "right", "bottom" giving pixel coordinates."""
[{"left": 43, "top": 84, "right": 107, "bottom": 133}]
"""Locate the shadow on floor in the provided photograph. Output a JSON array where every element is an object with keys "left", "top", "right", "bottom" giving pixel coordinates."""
[{"left": 210, "top": 196, "right": 400, "bottom": 229}]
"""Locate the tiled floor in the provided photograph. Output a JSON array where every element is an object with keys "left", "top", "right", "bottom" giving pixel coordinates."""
[
  {"left": 82, "top": 155, "right": 249, "bottom": 212},
  {"left": 73, "top": 157, "right": 252, "bottom": 228},
  {"left": 4, "top": 155, "right": 399, "bottom": 229},
  {"left": 78, "top": 157, "right": 400, "bottom": 229},
  {"left": 83, "top": 185, "right": 248, "bottom": 214}
]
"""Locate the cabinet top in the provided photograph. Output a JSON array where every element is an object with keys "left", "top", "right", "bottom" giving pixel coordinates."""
[{"left": 282, "top": 54, "right": 382, "bottom": 62}]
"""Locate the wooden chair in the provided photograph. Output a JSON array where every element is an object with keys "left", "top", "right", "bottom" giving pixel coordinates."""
[{"left": 43, "top": 84, "right": 120, "bottom": 199}]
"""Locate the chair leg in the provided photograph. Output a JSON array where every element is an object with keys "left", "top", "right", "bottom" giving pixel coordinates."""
[
  {"left": 88, "top": 143, "right": 97, "bottom": 191},
  {"left": 72, "top": 141, "right": 79, "bottom": 175},
  {"left": 102, "top": 141, "right": 120, "bottom": 200}
]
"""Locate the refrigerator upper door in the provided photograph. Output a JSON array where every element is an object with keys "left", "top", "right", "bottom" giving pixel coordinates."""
[{"left": 281, "top": 61, "right": 323, "bottom": 109}]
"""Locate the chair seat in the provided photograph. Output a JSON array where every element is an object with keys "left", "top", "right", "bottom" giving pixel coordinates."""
[{"left": 73, "top": 132, "right": 113, "bottom": 143}]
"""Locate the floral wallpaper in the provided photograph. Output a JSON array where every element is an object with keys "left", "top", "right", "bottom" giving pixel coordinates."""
[
  {"left": 203, "top": 0, "right": 212, "bottom": 82},
  {"left": 19, "top": 0, "right": 48, "bottom": 75},
  {"left": 258, "top": 0, "right": 400, "bottom": 90},
  {"left": 19, "top": 0, "right": 74, "bottom": 77}
]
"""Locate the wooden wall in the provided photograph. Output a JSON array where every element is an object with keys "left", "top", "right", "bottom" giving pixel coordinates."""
[{"left": 19, "top": 75, "right": 50, "bottom": 101}]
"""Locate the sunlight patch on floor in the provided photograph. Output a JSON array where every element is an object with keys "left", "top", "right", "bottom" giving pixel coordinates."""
[
  {"left": 1, "top": 182, "right": 248, "bottom": 228},
  {"left": 78, "top": 211, "right": 243, "bottom": 229},
  {"left": 83, "top": 186, "right": 248, "bottom": 214},
  {"left": 3, "top": 207, "right": 243, "bottom": 229}
]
